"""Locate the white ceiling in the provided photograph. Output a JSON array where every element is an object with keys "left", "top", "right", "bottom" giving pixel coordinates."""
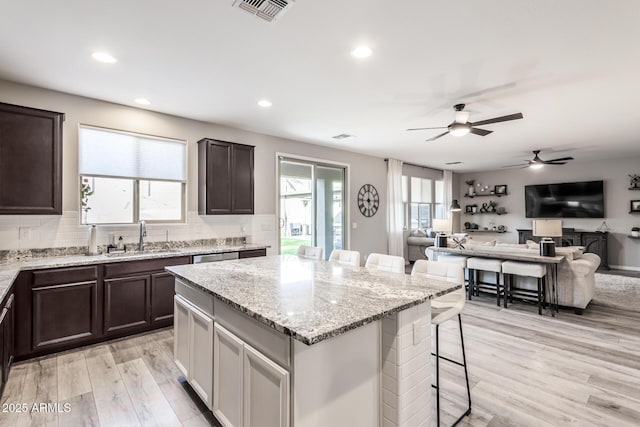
[{"left": 1, "top": 0, "right": 639, "bottom": 171}]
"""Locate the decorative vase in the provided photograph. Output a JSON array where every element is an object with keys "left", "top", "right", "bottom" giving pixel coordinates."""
[
  {"left": 82, "top": 209, "right": 88, "bottom": 225},
  {"left": 468, "top": 185, "right": 475, "bottom": 196}
]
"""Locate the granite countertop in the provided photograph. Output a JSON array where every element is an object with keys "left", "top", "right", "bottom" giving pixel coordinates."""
[
  {"left": 0, "top": 244, "right": 269, "bottom": 303},
  {"left": 167, "top": 255, "right": 461, "bottom": 345}
]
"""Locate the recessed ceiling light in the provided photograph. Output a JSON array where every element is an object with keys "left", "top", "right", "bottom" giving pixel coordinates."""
[
  {"left": 257, "top": 99, "right": 272, "bottom": 108},
  {"left": 91, "top": 52, "right": 117, "bottom": 63},
  {"left": 351, "top": 46, "right": 372, "bottom": 59},
  {"left": 134, "top": 98, "right": 151, "bottom": 106}
]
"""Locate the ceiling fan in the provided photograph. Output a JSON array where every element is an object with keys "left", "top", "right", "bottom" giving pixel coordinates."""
[
  {"left": 406, "top": 103, "right": 524, "bottom": 142},
  {"left": 502, "top": 150, "right": 574, "bottom": 169}
]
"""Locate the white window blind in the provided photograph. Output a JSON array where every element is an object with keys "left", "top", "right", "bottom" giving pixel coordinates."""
[{"left": 79, "top": 126, "right": 186, "bottom": 181}]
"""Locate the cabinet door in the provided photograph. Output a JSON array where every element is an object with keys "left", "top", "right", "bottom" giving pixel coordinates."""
[
  {"left": 104, "top": 275, "right": 150, "bottom": 335},
  {"left": 0, "top": 307, "right": 5, "bottom": 389},
  {"left": 0, "top": 102, "right": 63, "bottom": 214},
  {"left": 3, "top": 294, "right": 14, "bottom": 383},
  {"left": 32, "top": 281, "right": 98, "bottom": 350},
  {"left": 205, "top": 140, "right": 233, "bottom": 214},
  {"left": 243, "top": 344, "right": 290, "bottom": 427},
  {"left": 238, "top": 249, "right": 266, "bottom": 259},
  {"left": 151, "top": 272, "right": 175, "bottom": 326},
  {"left": 173, "top": 296, "right": 190, "bottom": 378},
  {"left": 214, "top": 324, "right": 244, "bottom": 427},
  {"left": 189, "top": 305, "right": 214, "bottom": 408},
  {"left": 231, "top": 144, "right": 254, "bottom": 214}
]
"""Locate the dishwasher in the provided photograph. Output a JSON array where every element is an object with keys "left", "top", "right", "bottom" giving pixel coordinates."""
[{"left": 193, "top": 252, "right": 239, "bottom": 264}]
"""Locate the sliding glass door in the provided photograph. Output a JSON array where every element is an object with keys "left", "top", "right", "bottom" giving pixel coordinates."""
[{"left": 278, "top": 158, "right": 346, "bottom": 259}]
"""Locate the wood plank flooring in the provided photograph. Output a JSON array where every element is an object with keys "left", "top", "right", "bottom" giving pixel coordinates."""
[{"left": 0, "top": 299, "right": 638, "bottom": 426}]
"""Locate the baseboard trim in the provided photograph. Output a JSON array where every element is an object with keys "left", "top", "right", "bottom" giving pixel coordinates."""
[{"left": 607, "top": 264, "right": 640, "bottom": 272}]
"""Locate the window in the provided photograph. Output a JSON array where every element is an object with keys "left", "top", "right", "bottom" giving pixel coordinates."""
[
  {"left": 402, "top": 175, "right": 444, "bottom": 230},
  {"left": 79, "top": 126, "right": 186, "bottom": 224}
]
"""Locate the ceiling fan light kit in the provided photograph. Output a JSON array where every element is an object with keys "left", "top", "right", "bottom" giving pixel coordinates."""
[{"left": 407, "top": 103, "right": 524, "bottom": 142}]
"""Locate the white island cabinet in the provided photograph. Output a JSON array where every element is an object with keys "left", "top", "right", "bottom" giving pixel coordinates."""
[{"left": 167, "top": 255, "right": 460, "bottom": 427}]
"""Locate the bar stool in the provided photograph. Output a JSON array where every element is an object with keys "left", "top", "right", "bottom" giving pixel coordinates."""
[
  {"left": 297, "top": 245, "right": 323, "bottom": 260},
  {"left": 328, "top": 249, "right": 361, "bottom": 266},
  {"left": 364, "top": 253, "right": 405, "bottom": 274},
  {"left": 502, "top": 261, "right": 547, "bottom": 315},
  {"left": 466, "top": 258, "right": 503, "bottom": 305},
  {"left": 411, "top": 260, "right": 471, "bottom": 426}
]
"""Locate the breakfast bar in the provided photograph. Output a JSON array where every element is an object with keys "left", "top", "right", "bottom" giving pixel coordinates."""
[{"left": 166, "top": 254, "right": 460, "bottom": 427}]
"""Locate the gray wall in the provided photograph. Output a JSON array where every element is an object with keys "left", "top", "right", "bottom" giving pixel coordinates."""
[
  {"left": 0, "top": 79, "right": 388, "bottom": 258},
  {"left": 458, "top": 158, "right": 640, "bottom": 269}
]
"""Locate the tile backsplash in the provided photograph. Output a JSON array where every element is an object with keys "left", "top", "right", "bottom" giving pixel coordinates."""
[{"left": 0, "top": 211, "right": 277, "bottom": 255}]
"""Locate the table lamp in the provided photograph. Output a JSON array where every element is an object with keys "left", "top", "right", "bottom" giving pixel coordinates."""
[
  {"left": 533, "top": 219, "right": 562, "bottom": 256},
  {"left": 432, "top": 218, "right": 452, "bottom": 248}
]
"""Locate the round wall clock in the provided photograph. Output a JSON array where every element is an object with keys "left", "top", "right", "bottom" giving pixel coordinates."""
[{"left": 358, "top": 184, "right": 379, "bottom": 217}]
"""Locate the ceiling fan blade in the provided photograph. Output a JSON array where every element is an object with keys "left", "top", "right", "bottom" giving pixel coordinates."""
[
  {"left": 426, "top": 131, "right": 449, "bottom": 142},
  {"left": 501, "top": 163, "right": 527, "bottom": 168},
  {"left": 545, "top": 162, "right": 568, "bottom": 165},
  {"left": 544, "top": 156, "right": 574, "bottom": 162},
  {"left": 406, "top": 126, "right": 448, "bottom": 131},
  {"left": 470, "top": 112, "right": 524, "bottom": 127},
  {"left": 469, "top": 128, "right": 493, "bottom": 136}
]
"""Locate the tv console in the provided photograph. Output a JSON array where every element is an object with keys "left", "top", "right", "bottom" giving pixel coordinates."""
[{"left": 517, "top": 229, "right": 609, "bottom": 270}]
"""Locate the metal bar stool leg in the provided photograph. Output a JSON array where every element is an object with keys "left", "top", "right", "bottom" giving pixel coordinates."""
[
  {"left": 503, "top": 274, "right": 509, "bottom": 308},
  {"left": 458, "top": 314, "right": 472, "bottom": 423},
  {"left": 496, "top": 272, "right": 500, "bottom": 306},
  {"left": 537, "top": 277, "right": 543, "bottom": 315},
  {"left": 435, "top": 324, "right": 440, "bottom": 426}
]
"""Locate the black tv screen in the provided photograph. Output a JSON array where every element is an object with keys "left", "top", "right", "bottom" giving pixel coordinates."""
[{"left": 525, "top": 180, "right": 604, "bottom": 218}]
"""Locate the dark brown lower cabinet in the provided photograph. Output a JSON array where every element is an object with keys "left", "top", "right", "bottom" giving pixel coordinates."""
[
  {"left": 104, "top": 275, "right": 150, "bottom": 334},
  {"left": 32, "top": 281, "right": 98, "bottom": 350},
  {"left": 151, "top": 272, "right": 177, "bottom": 326},
  {"left": 239, "top": 248, "right": 267, "bottom": 259},
  {"left": 0, "top": 293, "right": 15, "bottom": 395}
]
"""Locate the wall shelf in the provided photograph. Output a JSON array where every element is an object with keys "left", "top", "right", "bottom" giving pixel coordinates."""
[
  {"left": 464, "top": 193, "right": 508, "bottom": 198},
  {"left": 628, "top": 235, "right": 640, "bottom": 239},
  {"left": 465, "top": 229, "right": 508, "bottom": 234},
  {"left": 464, "top": 212, "right": 508, "bottom": 216},
  {"left": 628, "top": 187, "right": 640, "bottom": 191},
  {"left": 629, "top": 211, "right": 640, "bottom": 214}
]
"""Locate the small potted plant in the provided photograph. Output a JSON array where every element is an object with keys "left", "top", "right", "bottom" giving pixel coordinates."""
[
  {"left": 632, "top": 227, "right": 640, "bottom": 238},
  {"left": 80, "top": 177, "right": 94, "bottom": 224}
]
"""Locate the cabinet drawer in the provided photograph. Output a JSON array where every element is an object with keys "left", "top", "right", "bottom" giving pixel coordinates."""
[
  {"left": 104, "top": 256, "right": 190, "bottom": 278},
  {"left": 32, "top": 266, "right": 97, "bottom": 287},
  {"left": 239, "top": 249, "right": 266, "bottom": 259},
  {"left": 214, "top": 299, "right": 290, "bottom": 369}
]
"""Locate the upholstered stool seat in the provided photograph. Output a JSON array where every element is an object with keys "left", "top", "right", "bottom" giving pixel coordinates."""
[
  {"left": 364, "top": 253, "right": 405, "bottom": 274},
  {"left": 328, "top": 249, "right": 361, "bottom": 267},
  {"left": 466, "top": 257, "right": 504, "bottom": 305},
  {"left": 502, "top": 261, "right": 547, "bottom": 314}
]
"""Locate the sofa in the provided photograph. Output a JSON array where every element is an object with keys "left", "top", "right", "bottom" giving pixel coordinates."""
[
  {"left": 406, "top": 229, "right": 435, "bottom": 262},
  {"left": 426, "top": 238, "right": 601, "bottom": 313}
]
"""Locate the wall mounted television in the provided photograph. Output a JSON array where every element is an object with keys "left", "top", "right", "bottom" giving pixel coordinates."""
[{"left": 525, "top": 180, "right": 604, "bottom": 218}]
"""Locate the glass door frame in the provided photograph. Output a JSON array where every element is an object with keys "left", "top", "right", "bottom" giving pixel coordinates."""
[{"left": 275, "top": 153, "right": 350, "bottom": 256}]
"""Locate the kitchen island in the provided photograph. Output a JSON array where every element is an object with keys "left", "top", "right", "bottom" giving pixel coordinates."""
[{"left": 167, "top": 255, "right": 460, "bottom": 427}]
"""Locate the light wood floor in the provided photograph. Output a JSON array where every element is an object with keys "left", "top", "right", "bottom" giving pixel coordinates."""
[{"left": 1, "top": 299, "right": 639, "bottom": 426}]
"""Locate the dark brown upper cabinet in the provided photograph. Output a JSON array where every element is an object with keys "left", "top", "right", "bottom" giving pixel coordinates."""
[
  {"left": 0, "top": 102, "right": 64, "bottom": 214},
  {"left": 198, "top": 139, "right": 254, "bottom": 215}
]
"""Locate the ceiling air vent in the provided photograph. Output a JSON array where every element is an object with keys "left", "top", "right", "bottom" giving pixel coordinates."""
[
  {"left": 232, "top": 0, "right": 293, "bottom": 22},
  {"left": 332, "top": 134, "right": 356, "bottom": 140}
]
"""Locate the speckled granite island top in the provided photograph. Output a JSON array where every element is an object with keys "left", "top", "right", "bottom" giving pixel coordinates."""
[{"left": 166, "top": 255, "right": 460, "bottom": 345}]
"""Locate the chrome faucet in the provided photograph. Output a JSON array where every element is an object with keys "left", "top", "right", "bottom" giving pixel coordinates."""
[{"left": 138, "top": 220, "right": 146, "bottom": 252}]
